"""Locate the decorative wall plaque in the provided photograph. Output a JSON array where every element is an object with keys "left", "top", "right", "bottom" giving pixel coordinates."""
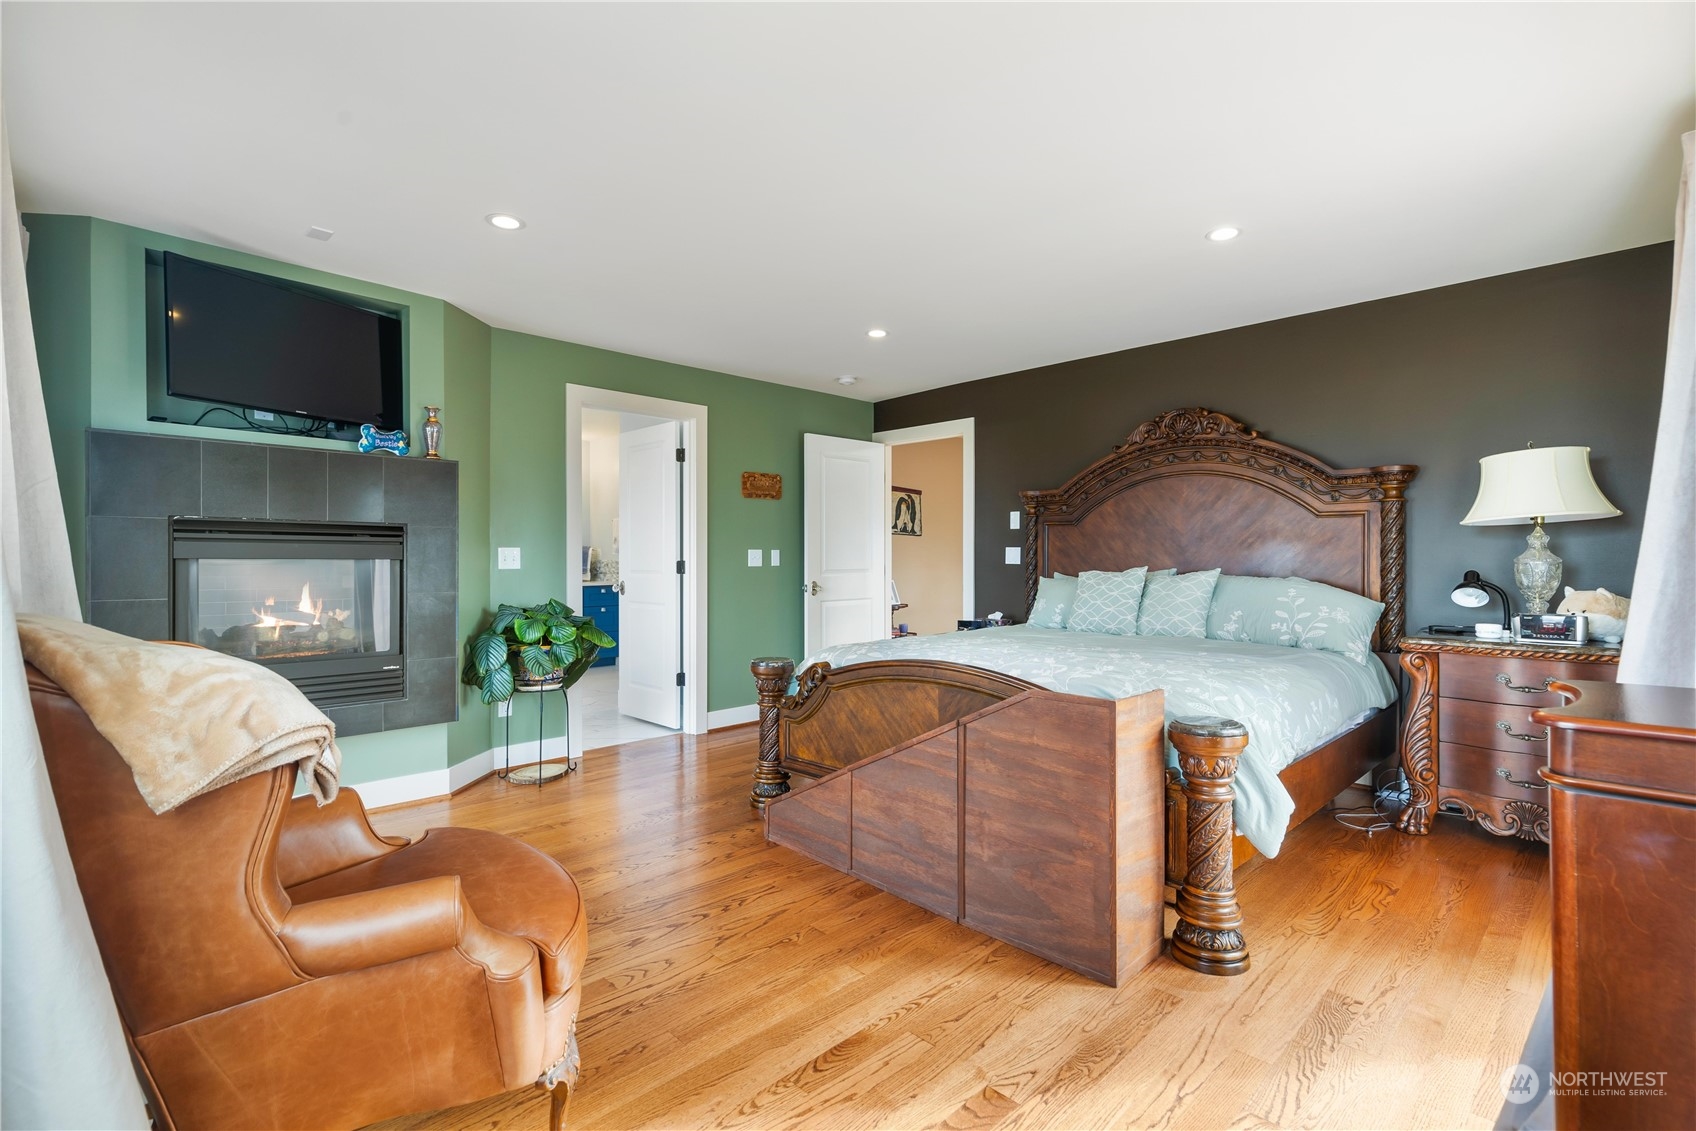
[{"left": 741, "top": 472, "right": 782, "bottom": 500}]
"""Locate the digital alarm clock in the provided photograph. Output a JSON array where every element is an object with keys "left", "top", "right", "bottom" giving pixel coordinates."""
[{"left": 1512, "top": 613, "right": 1589, "bottom": 646}]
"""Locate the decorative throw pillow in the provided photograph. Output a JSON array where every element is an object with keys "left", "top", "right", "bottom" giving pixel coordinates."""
[
  {"left": 1137, "top": 569, "right": 1222, "bottom": 638},
  {"left": 1028, "top": 573, "right": 1078, "bottom": 629},
  {"left": 1067, "top": 567, "right": 1150, "bottom": 636},
  {"left": 1205, "top": 575, "right": 1384, "bottom": 665}
]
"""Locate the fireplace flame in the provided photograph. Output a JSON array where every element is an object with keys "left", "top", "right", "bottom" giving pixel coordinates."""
[{"left": 248, "top": 584, "right": 345, "bottom": 632}]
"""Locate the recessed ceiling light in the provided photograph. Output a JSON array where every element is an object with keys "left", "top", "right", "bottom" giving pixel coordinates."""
[
  {"left": 836, "top": 375, "right": 859, "bottom": 386},
  {"left": 866, "top": 328, "right": 887, "bottom": 339},
  {"left": 486, "top": 213, "right": 526, "bottom": 231},
  {"left": 1206, "top": 226, "right": 1241, "bottom": 242}
]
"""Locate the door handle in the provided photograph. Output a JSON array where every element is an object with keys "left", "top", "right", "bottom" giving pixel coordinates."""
[
  {"left": 806, "top": 581, "right": 820, "bottom": 596},
  {"left": 613, "top": 580, "right": 626, "bottom": 595}
]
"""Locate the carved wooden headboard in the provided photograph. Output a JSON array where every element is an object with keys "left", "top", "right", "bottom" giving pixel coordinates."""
[{"left": 1019, "top": 408, "right": 1417, "bottom": 650}]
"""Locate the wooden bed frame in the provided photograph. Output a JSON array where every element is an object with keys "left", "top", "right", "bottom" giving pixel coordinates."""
[{"left": 751, "top": 407, "right": 1416, "bottom": 977}]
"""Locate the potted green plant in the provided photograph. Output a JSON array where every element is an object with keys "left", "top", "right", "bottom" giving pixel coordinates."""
[{"left": 461, "top": 598, "right": 617, "bottom": 704}]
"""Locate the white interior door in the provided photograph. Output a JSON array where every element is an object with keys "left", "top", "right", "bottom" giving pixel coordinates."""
[
  {"left": 618, "top": 420, "right": 682, "bottom": 728},
  {"left": 804, "top": 433, "right": 888, "bottom": 655}
]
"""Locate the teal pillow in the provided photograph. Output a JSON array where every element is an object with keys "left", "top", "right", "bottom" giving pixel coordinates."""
[
  {"left": 1205, "top": 575, "right": 1383, "bottom": 664},
  {"left": 1068, "top": 567, "right": 1150, "bottom": 636},
  {"left": 1137, "top": 569, "right": 1222, "bottom": 638},
  {"left": 1028, "top": 573, "right": 1078, "bottom": 629}
]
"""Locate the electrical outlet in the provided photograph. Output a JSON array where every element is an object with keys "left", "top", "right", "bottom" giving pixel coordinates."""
[
  {"left": 252, "top": 410, "right": 276, "bottom": 422},
  {"left": 497, "top": 700, "right": 512, "bottom": 717},
  {"left": 747, "top": 549, "right": 763, "bottom": 567},
  {"left": 498, "top": 547, "right": 521, "bottom": 570},
  {"left": 1004, "top": 547, "right": 1021, "bottom": 565},
  {"left": 1009, "top": 510, "right": 1020, "bottom": 530},
  {"left": 770, "top": 549, "right": 780, "bottom": 566}
]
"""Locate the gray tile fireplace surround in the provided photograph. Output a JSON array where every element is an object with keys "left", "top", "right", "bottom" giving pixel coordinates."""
[{"left": 85, "top": 429, "right": 459, "bottom": 738}]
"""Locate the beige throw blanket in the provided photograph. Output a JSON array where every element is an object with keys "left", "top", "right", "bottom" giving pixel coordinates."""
[{"left": 19, "top": 614, "right": 341, "bottom": 813}]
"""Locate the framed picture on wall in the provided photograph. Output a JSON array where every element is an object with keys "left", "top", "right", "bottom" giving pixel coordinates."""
[{"left": 892, "top": 486, "right": 922, "bottom": 536}]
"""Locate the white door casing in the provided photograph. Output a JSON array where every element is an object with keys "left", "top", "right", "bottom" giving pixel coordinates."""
[
  {"left": 874, "top": 418, "right": 976, "bottom": 624},
  {"left": 803, "top": 433, "right": 888, "bottom": 655},
  {"left": 617, "top": 419, "right": 682, "bottom": 728}
]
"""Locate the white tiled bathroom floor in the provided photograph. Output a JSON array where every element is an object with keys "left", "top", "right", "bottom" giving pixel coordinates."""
[{"left": 573, "top": 665, "right": 678, "bottom": 748}]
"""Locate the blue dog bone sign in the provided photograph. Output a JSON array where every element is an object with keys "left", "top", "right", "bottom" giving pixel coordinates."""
[{"left": 358, "top": 424, "right": 409, "bottom": 456}]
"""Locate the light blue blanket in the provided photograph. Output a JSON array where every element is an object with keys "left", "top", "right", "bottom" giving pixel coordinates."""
[{"left": 805, "top": 625, "right": 1396, "bottom": 856}]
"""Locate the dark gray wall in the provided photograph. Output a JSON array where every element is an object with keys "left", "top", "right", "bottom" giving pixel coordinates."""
[{"left": 875, "top": 244, "right": 1672, "bottom": 634}]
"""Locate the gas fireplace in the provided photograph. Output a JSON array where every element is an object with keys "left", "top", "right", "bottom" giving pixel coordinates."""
[{"left": 171, "top": 519, "right": 405, "bottom": 707}]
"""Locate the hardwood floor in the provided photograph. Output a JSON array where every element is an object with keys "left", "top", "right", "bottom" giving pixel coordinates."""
[{"left": 363, "top": 727, "right": 1548, "bottom": 1131}]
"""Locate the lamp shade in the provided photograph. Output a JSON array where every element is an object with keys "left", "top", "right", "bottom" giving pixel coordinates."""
[{"left": 1460, "top": 446, "right": 1620, "bottom": 526}]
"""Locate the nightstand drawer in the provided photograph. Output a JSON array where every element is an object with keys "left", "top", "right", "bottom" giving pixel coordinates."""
[
  {"left": 1438, "top": 697, "right": 1550, "bottom": 754},
  {"left": 1438, "top": 741, "right": 1550, "bottom": 803},
  {"left": 1440, "top": 652, "right": 1608, "bottom": 708}
]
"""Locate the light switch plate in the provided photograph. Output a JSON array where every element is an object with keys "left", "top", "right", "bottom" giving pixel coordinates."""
[
  {"left": 770, "top": 549, "right": 781, "bottom": 566},
  {"left": 497, "top": 547, "right": 521, "bottom": 570},
  {"left": 1005, "top": 547, "right": 1021, "bottom": 565},
  {"left": 1009, "top": 510, "right": 1021, "bottom": 530},
  {"left": 497, "top": 700, "right": 513, "bottom": 717},
  {"left": 747, "top": 549, "right": 763, "bottom": 567}
]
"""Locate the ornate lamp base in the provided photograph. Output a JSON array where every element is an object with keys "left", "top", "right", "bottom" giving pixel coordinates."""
[{"left": 1513, "top": 520, "right": 1561, "bottom": 615}]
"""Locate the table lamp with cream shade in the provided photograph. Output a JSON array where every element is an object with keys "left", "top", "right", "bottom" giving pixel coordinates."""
[{"left": 1460, "top": 444, "right": 1621, "bottom": 614}]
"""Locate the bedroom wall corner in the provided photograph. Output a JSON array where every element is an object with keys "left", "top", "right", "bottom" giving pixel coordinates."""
[{"left": 874, "top": 243, "right": 1674, "bottom": 635}]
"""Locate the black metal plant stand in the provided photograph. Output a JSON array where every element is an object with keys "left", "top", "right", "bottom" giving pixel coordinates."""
[{"left": 499, "top": 682, "right": 579, "bottom": 786}]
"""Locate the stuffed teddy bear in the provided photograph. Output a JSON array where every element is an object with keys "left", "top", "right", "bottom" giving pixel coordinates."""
[{"left": 1556, "top": 586, "right": 1631, "bottom": 643}]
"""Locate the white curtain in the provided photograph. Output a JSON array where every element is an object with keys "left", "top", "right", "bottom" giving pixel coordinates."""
[
  {"left": 1620, "top": 132, "right": 1696, "bottom": 690},
  {"left": 1, "top": 114, "right": 149, "bottom": 1128}
]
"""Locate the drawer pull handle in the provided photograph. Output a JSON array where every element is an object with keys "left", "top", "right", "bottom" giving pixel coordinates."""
[
  {"left": 1495, "top": 768, "right": 1547, "bottom": 790},
  {"left": 1496, "top": 673, "right": 1556, "bottom": 694},
  {"left": 1497, "top": 721, "right": 1549, "bottom": 742}
]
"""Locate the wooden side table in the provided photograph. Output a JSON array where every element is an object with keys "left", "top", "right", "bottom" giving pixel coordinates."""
[{"left": 1393, "top": 635, "right": 1619, "bottom": 842}]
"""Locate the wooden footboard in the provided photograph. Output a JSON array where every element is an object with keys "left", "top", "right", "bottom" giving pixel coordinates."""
[{"left": 751, "top": 657, "right": 1254, "bottom": 976}]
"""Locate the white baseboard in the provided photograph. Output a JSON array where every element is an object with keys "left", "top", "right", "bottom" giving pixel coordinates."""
[
  {"left": 354, "top": 740, "right": 580, "bottom": 810},
  {"left": 449, "top": 748, "right": 495, "bottom": 792},
  {"left": 350, "top": 765, "right": 454, "bottom": 810},
  {"left": 707, "top": 703, "right": 759, "bottom": 730}
]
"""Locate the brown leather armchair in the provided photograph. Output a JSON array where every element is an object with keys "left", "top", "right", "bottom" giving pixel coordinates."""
[{"left": 27, "top": 664, "right": 588, "bottom": 1131}]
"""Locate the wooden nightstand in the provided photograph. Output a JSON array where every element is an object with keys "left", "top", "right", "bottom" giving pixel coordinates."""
[{"left": 1393, "top": 634, "right": 1619, "bottom": 842}]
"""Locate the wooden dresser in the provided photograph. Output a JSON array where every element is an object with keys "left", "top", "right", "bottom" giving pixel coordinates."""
[
  {"left": 1535, "top": 681, "right": 1695, "bottom": 1131},
  {"left": 1394, "top": 635, "right": 1619, "bottom": 841}
]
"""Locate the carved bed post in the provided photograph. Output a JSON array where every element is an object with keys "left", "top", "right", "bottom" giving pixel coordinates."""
[
  {"left": 1374, "top": 466, "right": 1417, "bottom": 647},
  {"left": 1168, "top": 716, "right": 1251, "bottom": 976},
  {"left": 1020, "top": 494, "right": 1042, "bottom": 618},
  {"left": 749, "top": 657, "right": 795, "bottom": 810}
]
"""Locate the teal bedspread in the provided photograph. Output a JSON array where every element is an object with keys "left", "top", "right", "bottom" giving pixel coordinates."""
[{"left": 805, "top": 625, "right": 1396, "bottom": 857}]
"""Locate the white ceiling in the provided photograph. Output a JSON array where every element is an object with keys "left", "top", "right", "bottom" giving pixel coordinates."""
[{"left": 4, "top": 3, "right": 1691, "bottom": 402}]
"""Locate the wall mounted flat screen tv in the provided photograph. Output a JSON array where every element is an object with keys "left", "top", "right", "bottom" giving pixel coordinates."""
[{"left": 163, "top": 252, "right": 403, "bottom": 429}]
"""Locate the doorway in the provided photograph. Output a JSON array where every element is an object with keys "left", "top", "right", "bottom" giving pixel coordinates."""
[
  {"left": 565, "top": 387, "right": 709, "bottom": 752},
  {"left": 874, "top": 419, "right": 975, "bottom": 635}
]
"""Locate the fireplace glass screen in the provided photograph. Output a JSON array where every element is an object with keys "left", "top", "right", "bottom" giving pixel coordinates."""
[
  {"left": 189, "top": 557, "right": 394, "bottom": 660},
  {"left": 171, "top": 519, "right": 406, "bottom": 707}
]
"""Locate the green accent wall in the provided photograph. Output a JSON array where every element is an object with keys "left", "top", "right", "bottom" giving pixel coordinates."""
[
  {"left": 23, "top": 213, "right": 870, "bottom": 782},
  {"left": 489, "top": 330, "right": 871, "bottom": 744},
  {"left": 443, "top": 304, "right": 494, "bottom": 766}
]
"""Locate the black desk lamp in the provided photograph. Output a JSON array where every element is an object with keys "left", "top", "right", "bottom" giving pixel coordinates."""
[{"left": 1451, "top": 570, "right": 1512, "bottom": 631}]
